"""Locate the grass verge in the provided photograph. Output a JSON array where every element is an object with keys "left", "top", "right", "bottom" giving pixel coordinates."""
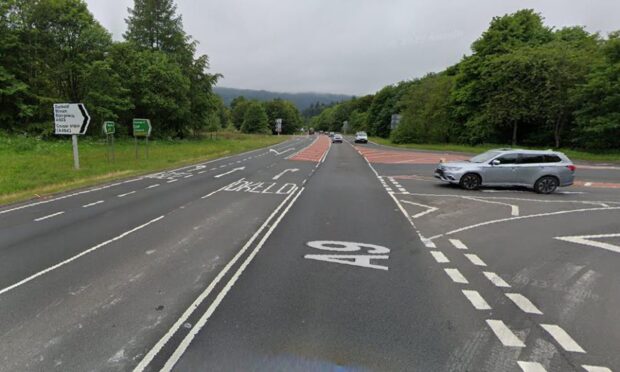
[
  {"left": 0, "top": 132, "right": 287, "bottom": 205},
  {"left": 369, "top": 137, "right": 620, "bottom": 163}
]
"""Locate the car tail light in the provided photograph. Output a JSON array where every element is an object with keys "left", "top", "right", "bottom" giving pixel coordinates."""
[{"left": 567, "top": 165, "right": 576, "bottom": 172}]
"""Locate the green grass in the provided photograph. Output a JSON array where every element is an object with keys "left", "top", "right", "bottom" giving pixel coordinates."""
[
  {"left": 369, "top": 137, "right": 620, "bottom": 163},
  {"left": 0, "top": 132, "right": 287, "bottom": 205}
]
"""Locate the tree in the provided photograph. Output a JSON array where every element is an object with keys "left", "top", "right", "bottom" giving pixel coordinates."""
[
  {"left": 263, "top": 99, "right": 301, "bottom": 134},
  {"left": 231, "top": 96, "right": 249, "bottom": 130},
  {"left": 241, "top": 101, "right": 269, "bottom": 134}
]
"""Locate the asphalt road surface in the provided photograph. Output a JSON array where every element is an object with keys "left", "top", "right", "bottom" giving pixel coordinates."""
[{"left": 1, "top": 135, "right": 619, "bottom": 372}]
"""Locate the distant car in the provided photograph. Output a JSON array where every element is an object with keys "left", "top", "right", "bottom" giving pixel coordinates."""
[
  {"left": 329, "top": 132, "right": 335, "bottom": 138},
  {"left": 354, "top": 132, "right": 368, "bottom": 143},
  {"left": 332, "top": 134, "right": 343, "bottom": 143},
  {"left": 434, "top": 149, "right": 575, "bottom": 194}
]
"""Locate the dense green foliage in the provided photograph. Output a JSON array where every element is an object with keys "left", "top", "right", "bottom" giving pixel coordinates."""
[
  {"left": 214, "top": 87, "right": 351, "bottom": 111},
  {"left": 0, "top": 0, "right": 226, "bottom": 138},
  {"left": 309, "top": 9, "right": 620, "bottom": 151},
  {"left": 231, "top": 96, "right": 302, "bottom": 134}
]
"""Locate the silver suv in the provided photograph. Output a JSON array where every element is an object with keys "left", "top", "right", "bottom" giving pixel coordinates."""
[{"left": 434, "top": 149, "right": 576, "bottom": 194}]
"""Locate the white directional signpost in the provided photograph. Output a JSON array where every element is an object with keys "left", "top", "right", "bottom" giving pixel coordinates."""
[
  {"left": 133, "top": 119, "right": 152, "bottom": 160},
  {"left": 275, "top": 118, "right": 282, "bottom": 135},
  {"left": 53, "top": 103, "right": 91, "bottom": 170}
]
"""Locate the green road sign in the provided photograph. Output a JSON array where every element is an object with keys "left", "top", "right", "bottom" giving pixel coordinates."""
[
  {"left": 103, "top": 121, "right": 115, "bottom": 135},
  {"left": 133, "top": 119, "right": 152, "bottom": 137}
]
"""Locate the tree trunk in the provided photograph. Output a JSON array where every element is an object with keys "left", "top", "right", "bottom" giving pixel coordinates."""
[
  {"left": 554, "top": 113, "right": 563, "bottom": 148},
  {"left": 512, "top": 122, "right": 518, "bottom": 146}
]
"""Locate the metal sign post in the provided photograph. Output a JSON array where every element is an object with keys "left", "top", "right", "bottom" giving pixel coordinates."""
[
  {"left": 133, "top": 119, "right": 152, "bottom": 160},
  {"left": 103, "top": 121, "right": 116, "bottom": 162},
  {"left": 275, "top": 118, "right": 282, "bottom": 135},
  {"left": 53, "top": 103, "right": 91, "bottom": 170}
]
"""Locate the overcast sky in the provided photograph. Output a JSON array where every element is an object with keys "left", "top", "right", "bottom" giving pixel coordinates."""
[{"left": 85, "top": 0, "right": 620, "bottom": 95}]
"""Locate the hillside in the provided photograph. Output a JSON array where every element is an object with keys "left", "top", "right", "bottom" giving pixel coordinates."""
[{"left": 214, "top": 87, "right": 352, "bottom": 110}]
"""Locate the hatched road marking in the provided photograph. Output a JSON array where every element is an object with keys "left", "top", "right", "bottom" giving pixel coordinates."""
[
  {"left": 483, "top": 272, "right": 511, "bottom": 287},
  {"left": 486, "top": 319, "right": 525, "bottom": 347},
  {"left": 430, "top": 251, "right": 449, "bottom": 263},
  {"left": 462, "top": 290, "right": 491, "bottom": 310},
  {"left": 444, "top": 268, "right": 468, "bottom": 284},
  {"left": 540, "top": 324, "right": 585, "bottom": 353},
  {"left": 506, "top": 293, "right": 543, "bottom": 315}
]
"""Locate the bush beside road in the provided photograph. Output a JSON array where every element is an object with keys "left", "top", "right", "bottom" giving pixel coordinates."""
[{"left": 0, "top": 133, "right": 287, "bottom": 205}]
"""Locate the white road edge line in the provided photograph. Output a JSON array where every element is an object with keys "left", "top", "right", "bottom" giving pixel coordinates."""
[
  {"left": 82, "top": 200, "right": 104, "bottom": 208},
  {"left": 486, "top": 319, "right": 526, "bottom": 347},
  {"left": 449, "top": 239, "right": 468, "bottom": 250},
  {"left": 134, "top": 188, "right": 302, "bottom": 372},
  {"left": 517, "top": 361, "right": 548, "bottom": 372},
  {"left": 506, "top": 293, "right": 543, "bottom": 315},
  {"left": 483, "top": 271, "right": 511, "bottom": 288},
  {"left": 33, "top": 211, "right": 64, "bottom": 222},
  {"left": 462, "top": 290, "right": 491, "bottom": 310},
  {"left": 444, "top": 268, "right": 469, "bottom": 284},
  {"left": 464, "top": 253, "right": 487, "bottom": 267},
  {"left": 159, "top": 187, "right": 305, "bottom": 372},
  {"left": 0, "top": 215, "right": 164, "bottom": 297},
  {"left": 540, "top": 324, "right": 585, "bottom": 353},
  {"left": 430, "top": 251, "right": 449, "bottom": 263}
]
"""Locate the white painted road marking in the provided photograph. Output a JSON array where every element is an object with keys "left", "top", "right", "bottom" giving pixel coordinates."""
[
  {"left": 146, "top": 184, "right": 160, "bottom": 189},
  {"left": 82, "top": 200, "right": 104, "bottom": 208},
  {"left": 167, "top": 179, "right": 178, "bottom": 183},
  {"left": 483, "top": 271, "right": 511, "bottom": 288},
  {"left": 184, "top": 175, "right": 193, "bottom": 179},
  {"left": 214, "top": 167, "right": 245, "bottom": 178},
  {"left": 34, "top": 211, "right": 64, "bottom": 222},
  {"left": 462, "top": 196, "right": 520, "bottom": 216},
  {"left": 486, "top": 319, "right": 525, "bottom": 347},
  {"left": 462, "top": 290, "right": 491, "bottom": 310},
  {"left": 430, "top": 251, "right": 449, "bottom": 263},
  {"left": 1, "top": 215, "right": 164, "bottom": 297},
  {"left": 118, "top": 191, "right": 136, "bottom": 198},
  {"left": 506, "top": 293, "right": 543, "bottom": 315},
  {"left": 400, "top": 199, "right": 438, "bottom": 219},
  {"left": 540, "top": 324, "right": 585, "bottom": 353},
  {"left": 305, "top": 241, "right": 391, "bottom": 270},
  {"left": 158, "top": 188, "right": 305, "bottom": 372},
  {"left": 517, "top": 361, "right": 547, "bottom": 372},
  {"left": 555, "top": 233, "right": 620, "bottom": 254},
  {"left": 269, "top": 147, "right": 295, "bottom": 155},
  {"left": 449, "top": 239, "right": 468, "bottom": 250},
  {"left": 444, "top": 268, "right": 468, "bottom": 284},
  {"left": 582, "top": 365, "right": 612, "bottom": 372},
  {"left": 272, "top": 168, "right": 299, "bottom": 180},
  {"left": 464, "top": 253, "right": 487, "bottom": 267}
]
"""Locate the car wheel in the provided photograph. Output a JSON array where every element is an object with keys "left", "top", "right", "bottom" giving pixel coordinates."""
[
  {"left": 534, "top": 176, "right": 559, "bottom": 194},
  {"left": 459, "top": 173, "right": 481, "bottom": 190}
]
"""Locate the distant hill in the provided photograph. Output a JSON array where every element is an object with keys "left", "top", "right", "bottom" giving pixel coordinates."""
[{"left": 214, "top": 87, "right": 353, "bottom": 110}]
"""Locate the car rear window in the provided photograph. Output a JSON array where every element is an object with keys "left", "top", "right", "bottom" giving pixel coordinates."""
[
  {"left": 544, "top": 154, "right": 562, "bottom": 163},
  {"left": 519, "top": 154, "right": 545, "bottom": 164}
]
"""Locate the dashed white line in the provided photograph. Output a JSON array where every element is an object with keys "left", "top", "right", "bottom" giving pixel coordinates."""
[
  {"left": 1, "top": 215, "right": 164, "bottom": 296},
  {"left": 198, "top": 171, "right": 206, "bottom": 174},
  {"left": 184, "top": 175, "right": 193, "bottom": 179},
  {"left": 449, "top": 239, "right": 468, "bottom": 250},
  {"left": 540, "top": 324, "right": 585, "bottom": 353},
  {"left": 34, "top": 211, "right": 64, "bottom": 222},
  {"left": 118, "top": 191, "right": 136, "bottom": 198},
  {"left": 464, "top": 253, "right": 487, "bottom": 267},
  {"left": 486, "top": 319, "right": 525, "bottom": 347},
  {"left": 506, "top": 293, "right": 543, "bottom": 315},
  {"left": 430, "top": 251, "right": 449, "bottom": 263},
  {"left": 483, "top": 271, "right": 511, "bottom": 288},
  {"left": 582, "top": 365, "right": 612, "bottom": 372},
  {"left": 462, "top": 290, "right": 491, "bottom": 310},
  {"left": 517, "top": 361, "right": 547, "bottom": 372},
  {"left": 167, "top": 179, "right": 178, "bottom": 183},
  {"left": 444, "top": 268, "right": 469, "bottom": 284},
  {"left": 146, "top": 184, "right": 160, "bottom": 189},
  {"left": 82, "top": 200, "right": 104, "bottom": 208}
]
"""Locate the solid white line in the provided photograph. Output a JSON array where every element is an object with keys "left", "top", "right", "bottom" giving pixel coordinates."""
[
  {"left": 486, "top": 320, "right": 526, "bottom": 347},
  {"left": 540, "top": 324, "right": 585, "bottom": 353},
  {"left": 463, "top": 196, "right": 520, "bottom": 216},
  {"left": 464, "top": 253, "right": 487, "bottom": 267},
  {"left": 0, "top": 215, "right": 164, "bottom": 297},
  {"left": 202, "top": 178, "right": 245, "bottom": 199},
  {"left": 146, "top": 184, "right": 160, "bottom": 189},
  {"left": 483, "top": 271, "right": 511, "bottom": 288},
  {"left": 134, "top": 189, "right": 301, "bottom": 372},
  {"left": 400, "top": 199, "right": 438, "bottom": 219},
  {"left": 506, "top": 293, "right": 543, "bottom": 315},
  {"left": 462, "top": 290, "right": 491, "bottom": 310},
  {"left": 159, "top": 187, "right": 305, "bottom": 372},
  {"left": 517, "top": 361, "right": 547, "bottom": 372},
  {"left": 82, "top": 200, "right": 104, "bottom": 208},
  {"left": 34, "top": 211, "right": 64, "bottom": 222},
  {"left": 449, "top": 239, "right": 468, "bottom": 250},
  {"left": 430, "top": 251, "right": 449, "bottom": 263},
  {"left": 444, "top": 268, "right": 468, "bottom": 284},
  {"left": 555, "top": 233, "right": 620, "bottom": 254},
  {"left": 118, "top": 191, "right": 136, "bottom": 198},
  {"left": 582, "top": 365, "right": 612, "bottom": 372}
]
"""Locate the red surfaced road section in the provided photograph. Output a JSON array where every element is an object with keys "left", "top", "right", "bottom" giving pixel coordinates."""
[
  {"left": 289, "top": 136, "right": 331, "bottom": 162},
  {"left": 356, "top": 146, "right": 469, "bottom": 164}
]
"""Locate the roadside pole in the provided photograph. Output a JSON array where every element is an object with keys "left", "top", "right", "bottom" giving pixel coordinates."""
[
  {"left": 53, "top": 103, "right": 91, "bottom": 170},
  {"left": 275, "top": 118, "right": 282, "bottom": 136},
  {"left": 103, "top": 121, "right": 116, "bottom": 163},
  {"left": 133, "top": 118, "right": 152, "bottom": 160}
]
